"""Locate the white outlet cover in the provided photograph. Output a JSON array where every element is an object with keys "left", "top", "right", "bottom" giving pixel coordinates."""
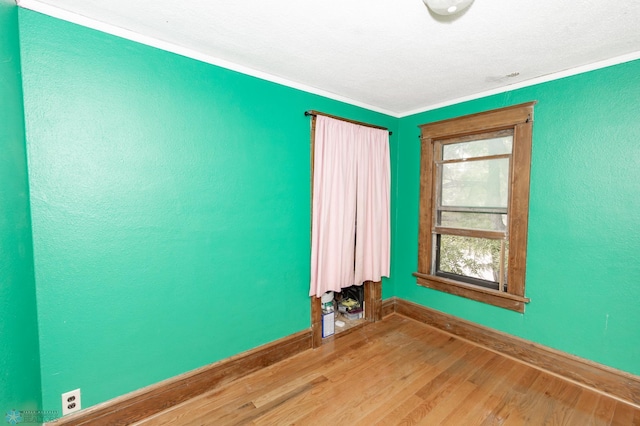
[{"left": 61, "top": 388, "right": 81, "bottom": 416}]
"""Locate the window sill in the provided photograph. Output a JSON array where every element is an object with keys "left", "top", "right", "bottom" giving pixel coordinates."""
[{"left": 412, "top": 272, "right": 530, "bottom": 313}]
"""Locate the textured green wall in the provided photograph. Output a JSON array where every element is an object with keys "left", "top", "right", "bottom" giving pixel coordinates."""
[
  {"left": 18, "top": 9, "right": 397, "bottom": 414},
  {"left": 393, "top": 59, "right": 640, "bottom": 375},
  {"left": 0, "top": 0, "right": 42, "bottom": 414}
]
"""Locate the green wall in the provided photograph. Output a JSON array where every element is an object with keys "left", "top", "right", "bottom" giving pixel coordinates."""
[
  {"left": 0, "top": 0, "right": 42, "bottom": 414},
  {"left": 17, "top": 9, "right": 397, "bottom": 414},
  {"left": 393, "top": 59, "right": 640, "bottom": 375}
]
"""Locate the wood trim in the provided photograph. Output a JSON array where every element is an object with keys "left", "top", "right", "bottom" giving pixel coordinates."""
[
  {"left": 419, "top": 102, "right": 536, "bottom": 140},
  {"left": 432, "top": 226, "right": 506, "bottom": 240},
  {"left": 381, "top": 297, "right": 396, "bottom": 317},
  {"left": 312, "top": 282, "right": 382, "bottom": 346},
  {"left": 437, "top": 128, "right": 514, "bottom": 146},
  {"left": 417, "top": 134, "right": 434, "bottom": 275},
  {"left": 364, "top": 280, "right": 383, "bottom": 322},
  {"left": 394, "top": 298, "right": 640, "bottom": 408},
  {"left": 310, "top": 281, "right": 382, "bottom": 347},
  {"left": 437, "top": 153, "right": 511, "bottom": 165},
  {"left": 507, "top": 120, "right": 533, "bottom": 297},
  {"left": 414, "top": 272, "right": 529, "bottom": 313},
  {"left": 416, "top": 102, "right": 535, "bottom": 311},
  {"left": 316, "top": 321, "right": 368, "bottom": 344},
  {"left": 310, "top": 295, "right": 323, "bottom": 348},
  {"left": 49, "top": 330, "right": 312, "bottom": 425}
]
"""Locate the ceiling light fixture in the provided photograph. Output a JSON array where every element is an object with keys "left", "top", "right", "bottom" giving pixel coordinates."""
[{"left": 423, "top": 0, "right": 474, "bottom": 16}]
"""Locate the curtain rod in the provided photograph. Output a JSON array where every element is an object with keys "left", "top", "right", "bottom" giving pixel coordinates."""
[{"left": 304, "top": 110, "right": 392, "bottom": 135}]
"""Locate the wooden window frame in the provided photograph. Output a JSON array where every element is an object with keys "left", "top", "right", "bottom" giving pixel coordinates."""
[{"left": 413, "top": 102, "right": 536, "bottom": 313}]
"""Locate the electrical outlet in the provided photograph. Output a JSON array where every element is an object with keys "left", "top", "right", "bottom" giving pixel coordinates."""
[{"left": 61, "top": 389, "right": 81, "bottom": 416}]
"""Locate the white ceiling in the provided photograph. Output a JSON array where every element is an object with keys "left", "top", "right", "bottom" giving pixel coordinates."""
[{"left": 17, "top": 0, "right": 640, "bottom": 117}]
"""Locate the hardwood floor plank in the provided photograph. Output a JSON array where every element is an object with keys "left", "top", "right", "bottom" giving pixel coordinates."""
[
  {"left": 214, "top": 375, "right": 328, "bottom": 425},
  {"left": 634, "top": 406, "right": 640, "bottom": 426},
  {"left": 542, "top": 379, "right": 583, "bottom": 425},
  {"left": 441, "top": 355, "right": 523, "bottom": 425},
  {"left": 611, "top": 401, "right": 638, "bottom": 426},
  {"left": 262, "top": 321, "right": 466, "bottom": 425},
  {"left": 363, "top": 338, "right": 473, "bottom": 426},
  {"left": 496, "top": 364, "right": 556, "bottom": 425},
  {"left": 560, "top": 388, "right": 603, "bottom": 426},
  {"left": 476, "top": 367, "right": 541, "bottom": 426},
  {"left": 286, "top": 336, "right": 447, "bottom": 424},
  {"left": 138, "top": 317, "right": 412, "bottom": 425},
  {"left": 396, "top": 300, "right": 640, "bottom": 407},
  {"left": 246, "top": 318, "right": 428, "bottom": 425},
  {"left": 373, "top": 395, "right": 425, "bottom": 426},
  {"left": 250, "top": 372, "right": 326, "bottom": 408},
  {"left": 399, "top": 348, "right": 497, "bottom": 424},
  {"left": 417, "top": 380, "right": 479, "bottom": 425},
  {"left": 414, "top": 346, "right": 496, "bottom": 399},
  {"left": 134, "top": 316, "right": 639, "bottom": 426},
  {"left": 593, "top": 394, "right": 618, "bottom": 426}
]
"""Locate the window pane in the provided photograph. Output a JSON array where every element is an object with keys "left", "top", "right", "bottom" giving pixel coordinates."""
[
  {"left": 441, "top": 158, "right": 510, "bottom": 208},
  {"left": 438, "top": 211, "right": 507, "bottom": 232},
  {"left": 437, "top": 235, "right": 505, "bottom": 284},
  {"left": 442, "top": 135, "right": 513, "bottom": 160}
]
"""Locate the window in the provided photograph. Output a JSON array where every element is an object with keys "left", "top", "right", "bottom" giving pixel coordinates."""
[{"left": 414, "top": 102, "right": 535, "bottom": 312}]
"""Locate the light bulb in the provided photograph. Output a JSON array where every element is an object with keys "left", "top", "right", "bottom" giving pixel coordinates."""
[{"left": 423, "top": 0, "right": 474, "bottom": 16}]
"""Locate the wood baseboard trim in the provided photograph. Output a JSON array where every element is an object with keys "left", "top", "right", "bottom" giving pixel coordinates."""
[
  {"left": 381, "top": 297, "right": 396, "bottom": 317},
  {"left": 395, "top": 298, "right": 640, "bottom": 407},
  {"left": 50, "top": 329, "right": 312, "bottom": 425}
]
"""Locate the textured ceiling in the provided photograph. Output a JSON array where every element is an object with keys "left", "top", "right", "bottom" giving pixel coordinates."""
[{"left": 17, "top": 0, "right": 640, "bottom": 116}]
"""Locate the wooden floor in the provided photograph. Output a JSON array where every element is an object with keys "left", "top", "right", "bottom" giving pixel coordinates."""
[{"left": 135, "top": 315, "right": 639, "bottom": 425}]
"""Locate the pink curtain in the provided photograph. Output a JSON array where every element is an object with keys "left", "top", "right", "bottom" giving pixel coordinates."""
[{"left": 309, "top": 116, "right": 390, "bottom": 298}]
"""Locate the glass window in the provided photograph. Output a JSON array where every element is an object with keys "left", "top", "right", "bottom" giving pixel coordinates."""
[{"left": 414, "top": 102, "right": 535, "bottom": 313}]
